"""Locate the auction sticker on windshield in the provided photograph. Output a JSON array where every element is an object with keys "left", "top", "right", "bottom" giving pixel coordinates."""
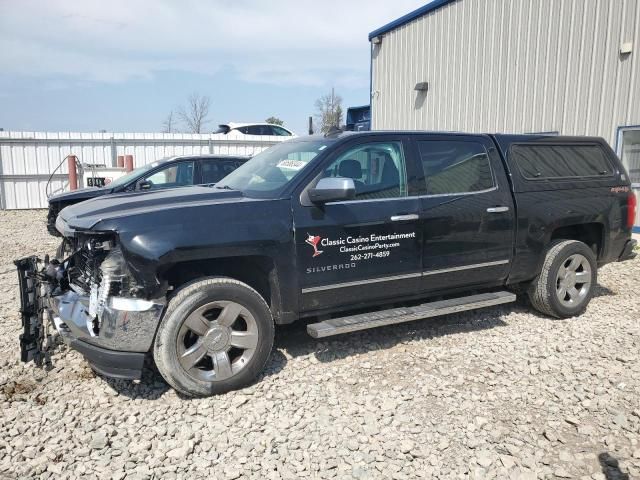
[{"left": 277, "top": 159, "right": 307, "bottom": 170}]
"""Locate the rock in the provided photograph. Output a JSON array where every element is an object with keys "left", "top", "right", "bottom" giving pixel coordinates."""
[
  {"left": 500, "top": 455, "right": 516, "bottom": 469},
  {"left": 90, "top": 432, "right": 109, "bottom": 450},
  {"left": 564, "top": 417, "right": 580, "bottom": 426},
  {"left": 233, "top": 396, "right": 249, "bottom": 408},
  {"left": 510, "top": 470, "right": 537, "bottom": 480},
  {"left": 476, "top": 451, "right": 493, "bottom": 468},
  {"left": 554, "top": 467, "right": 572, "bottom": 478},
  {"left": 399, "top": 440, "right": 414, "bottom": 454},
  {"left": 475, "top": 416, "right": 489, "bottom": 429},
  {"left": 558, "top": 451, "right": 573, "bottom": 462},
  {"left": 224, "top": 468, "right": 241, "bottom": 480},
  {"left": 612, "top": 413, "right": 629, "bottom": 429},
  {"left": 166, "top": 444, "right": 193, "bottom": 460},
  {"left": 577, "top": 424, "right": 596, "bottom": 436},
  {"left": 352, "top": 465, "right": 369, "bottom": 479}
]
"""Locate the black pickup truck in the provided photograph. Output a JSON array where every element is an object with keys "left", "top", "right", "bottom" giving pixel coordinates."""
[{"left": 16, "top": 131, "right": 637, "bottom": 397}]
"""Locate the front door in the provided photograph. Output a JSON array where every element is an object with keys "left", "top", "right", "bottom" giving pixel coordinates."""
[
  {"left": 415, "top": 134, "right": 515, "bottom": 293},
  {"left": 293, "top": 136, "right": 423, "bottom": 313}
]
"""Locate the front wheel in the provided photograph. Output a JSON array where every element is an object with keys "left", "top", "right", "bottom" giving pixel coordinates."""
[
  {"left": 154, "top": 277, "right": 274, "bottom": 397},
  {"left": 528, "top": 239, "right": 597, "bottom": 318}
]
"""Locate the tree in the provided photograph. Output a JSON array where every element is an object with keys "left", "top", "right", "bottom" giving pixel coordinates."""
[
  {"left": 314, "top": 88, "right": 343, "bottom": 134},
  {"left": 177, "top": 93, "right": 211, "bottom": 133},
  {"left": 265, "top": 116, "right": 284, "bottom": 126},
  {"left": 161, "top": 110, "right": 177, "bottom": 133}
]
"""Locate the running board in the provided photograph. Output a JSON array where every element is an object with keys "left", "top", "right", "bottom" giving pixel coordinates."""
[{"left": 307, "top": 291, "right": 516, "bottom": 338}]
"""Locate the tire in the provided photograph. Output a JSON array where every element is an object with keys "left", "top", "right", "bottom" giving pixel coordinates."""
[
  {"left": 527, "top": 239, "right": 597, "bottom": 318},
  {"left": 153, "top": 277, "right": 274, "bottom": 397}
]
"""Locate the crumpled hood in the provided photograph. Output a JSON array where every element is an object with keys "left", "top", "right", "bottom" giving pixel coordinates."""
[
  {"left": 48, "top": 187, "right": 107, "bottom": 205},
  {"left": 58, "top": 186, "right": 245, "bottom": 233}
]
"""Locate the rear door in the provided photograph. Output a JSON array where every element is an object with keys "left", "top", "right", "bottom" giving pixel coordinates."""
[
  {"left": 293, "top": 135, "right": 423, "bottom": 313},
  {"left": 415, "top": 134, "right": 514, "bottom": 293}
]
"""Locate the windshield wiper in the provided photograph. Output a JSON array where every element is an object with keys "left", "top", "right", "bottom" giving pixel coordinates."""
[{"left": 215, "top": 184, "right": 235, "bottom": 190}]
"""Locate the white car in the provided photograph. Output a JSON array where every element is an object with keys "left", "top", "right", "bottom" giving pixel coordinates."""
[{"left": 216, "top": 122, "right": 295, "bottom": 137}]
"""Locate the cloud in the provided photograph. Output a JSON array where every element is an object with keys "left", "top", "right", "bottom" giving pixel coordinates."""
[{"left": 0, "top": 0, "right": 425, "bottom": 88}]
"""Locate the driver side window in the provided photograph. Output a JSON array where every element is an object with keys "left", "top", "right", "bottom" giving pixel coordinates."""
[
  {"left": 141, "top": 162, "right": 194, "bottom": 190},
  {"left": 323, "top": 141, "right": 407, "bottom": 200}
]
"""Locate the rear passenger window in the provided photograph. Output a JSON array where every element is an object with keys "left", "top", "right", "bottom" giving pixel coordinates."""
[
  {"left": 418, "top": 141, "right": 494, "bottom": 195},
  {"left": 512, "top": 144, "right": 613, "bottom": 179}
]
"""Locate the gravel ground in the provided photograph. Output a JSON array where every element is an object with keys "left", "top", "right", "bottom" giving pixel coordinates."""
[{"left": 0, "top": 210, "right": 639, "bottom": 480}]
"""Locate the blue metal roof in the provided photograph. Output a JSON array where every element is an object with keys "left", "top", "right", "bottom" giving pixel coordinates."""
[{"left": 368, "top": 0, "right": 457, "bottom": 40}]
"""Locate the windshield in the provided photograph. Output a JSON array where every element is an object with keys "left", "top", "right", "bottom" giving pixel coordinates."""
[
  {"left": 107, "top": 160, "right": 166, "bottom": 189},
  {"left": 217, "top": 140, "right": 329, "bottom": 197}
]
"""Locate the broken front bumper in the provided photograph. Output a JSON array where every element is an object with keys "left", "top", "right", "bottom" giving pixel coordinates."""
[{"left": 15, "top": 256, "right": 165, "bottom": 380}]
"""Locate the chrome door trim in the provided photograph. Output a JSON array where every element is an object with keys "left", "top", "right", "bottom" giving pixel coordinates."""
[
  {"left": 422, "top": 259, "right": 509, "bottom": 276},
  {"left": 301, "top": 259, "right": 510, "bottom": 294},
  {"left": 301, "top": 271, "right": 422, "bottom": 294}
]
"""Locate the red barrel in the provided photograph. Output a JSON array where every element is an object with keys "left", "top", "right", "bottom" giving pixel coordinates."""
[
  {"left": 117, "top": 155, "right": 124, "bottom": 168},
  {"left": 124, "top": 155, "right": 134, "bottom": 172},
  {"left": 67, "top": 155, "right": 78, "bottom": 191}
]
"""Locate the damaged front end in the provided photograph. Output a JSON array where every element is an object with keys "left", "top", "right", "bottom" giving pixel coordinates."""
[{"left": 15, "top": 234, "right": 165, "bottom": 380}]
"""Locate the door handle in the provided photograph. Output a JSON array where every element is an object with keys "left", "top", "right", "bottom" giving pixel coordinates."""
[
  {"left": 390, "top": 214, "right": 419, "bottom": 222},
  {"left": 486, "top": 206, "right": 510, "bottom": 213}
]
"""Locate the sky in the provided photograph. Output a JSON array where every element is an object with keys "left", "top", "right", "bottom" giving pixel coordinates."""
[{"left": 0, "top": 0, "right": 426, "bottom": 135}]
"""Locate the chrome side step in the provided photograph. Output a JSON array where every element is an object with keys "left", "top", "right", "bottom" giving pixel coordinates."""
[{"left": 307, "top": 291, "right": 516, "bottom": 338}]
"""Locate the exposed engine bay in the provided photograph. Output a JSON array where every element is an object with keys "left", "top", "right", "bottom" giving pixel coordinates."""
[{"left": 15, "top": 235, "right": 164, "bottom": 377}]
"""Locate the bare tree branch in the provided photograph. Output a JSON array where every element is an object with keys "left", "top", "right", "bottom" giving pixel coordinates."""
[
  {"left": 314, "top": 88, "right": 343, "bottom": 134},
  {"left": 177, "top": 93, "right": 211, "bottom": 133},
  {"left": 161, "top": 110, "right": 177, "bottom": 133}
]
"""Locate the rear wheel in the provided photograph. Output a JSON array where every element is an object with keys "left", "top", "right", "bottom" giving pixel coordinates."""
[
  {"left": 154, "top": 277, "right": 274, "bottom": 397},
  {"left": 528, "top": 240, "right": 597, "bottom": 318}
]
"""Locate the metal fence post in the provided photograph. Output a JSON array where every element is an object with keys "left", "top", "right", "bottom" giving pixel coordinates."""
[{"left": 110, "top": 137, "right": 117, "bottom": 167}]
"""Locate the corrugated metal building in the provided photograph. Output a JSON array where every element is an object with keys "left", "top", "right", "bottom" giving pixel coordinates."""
[{"left": 369, "top": 0, "right": 640, "bottom": 228}]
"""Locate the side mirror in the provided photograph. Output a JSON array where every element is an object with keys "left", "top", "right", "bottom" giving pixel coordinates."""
[
  {"left": 138, "top": 180, "right": 152, "bottom": 191},
  {"left": 308, "top": 177, "right": 356, "bottom": 204}
]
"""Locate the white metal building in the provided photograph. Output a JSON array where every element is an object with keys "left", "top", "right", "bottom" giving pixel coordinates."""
[{"left": 369, "top": 0, "right": 640, "bottom": 228}]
